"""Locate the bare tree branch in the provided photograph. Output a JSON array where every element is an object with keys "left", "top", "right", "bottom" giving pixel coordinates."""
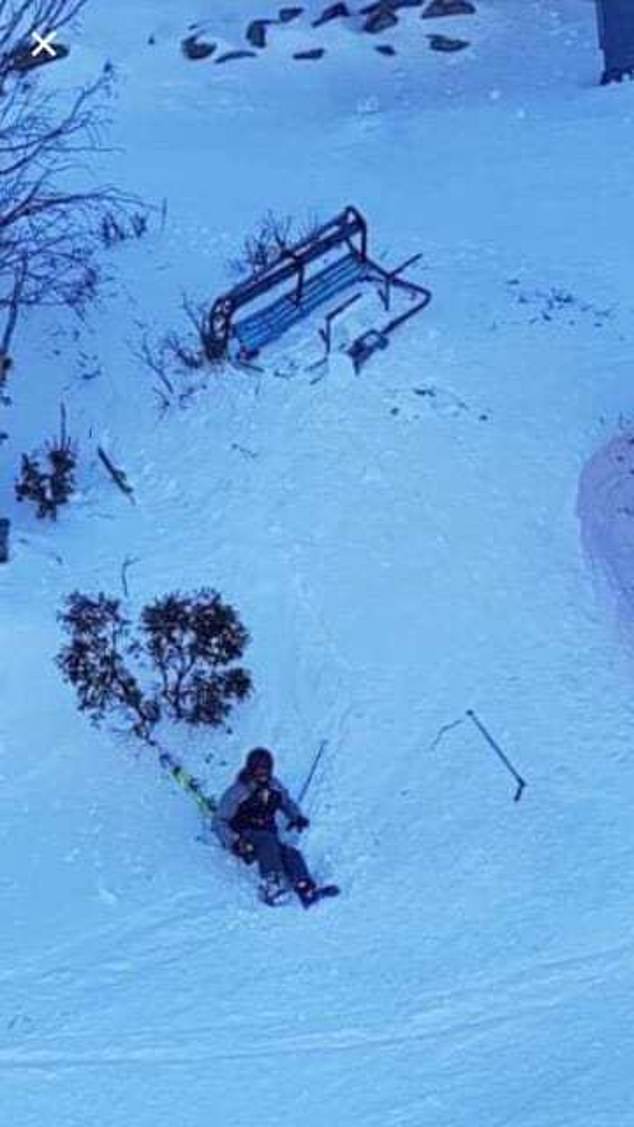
[
  {"left": 0, "top": 5, "right": 138, "bottom": 356},
  {"left": 97, "top": 446, "right": 135, "bottom": 504}
]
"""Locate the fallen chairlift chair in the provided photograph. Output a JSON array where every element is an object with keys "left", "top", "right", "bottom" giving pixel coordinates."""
[{"left": 209, "top": 206, "right": 432, "bottom": 371}]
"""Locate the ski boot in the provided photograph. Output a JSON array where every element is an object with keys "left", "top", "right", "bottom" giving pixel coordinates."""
[
  {"left": 294, "top": 879, "right": 340, "bottom": 909},
  {"left": 259, "top": 872, "right": 291, "bottom": 906}
]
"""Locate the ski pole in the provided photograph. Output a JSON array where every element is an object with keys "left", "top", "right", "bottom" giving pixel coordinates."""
[
  {"left": 466, "top": 710, "right": 527, "bottom": 802},
  {"left": 296, "top": 738, "right": 329, "bottom": 808}
]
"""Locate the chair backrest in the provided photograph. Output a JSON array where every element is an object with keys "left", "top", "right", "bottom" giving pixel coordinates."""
[{"left": 209, "top": 206, "right": 368, "bottom": 355}]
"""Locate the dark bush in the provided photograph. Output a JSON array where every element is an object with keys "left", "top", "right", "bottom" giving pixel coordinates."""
[
  {"left": 57, "top": 588, "right": 252, "bottom": 741},
  {"left": 15, "top": 415, "right": 77, "bottom": 519},
  {"left": 140, "top": 590, "right": 252, "bottom": 725},
  {"left": 56, "top": 592, "right": 156, "bottom": 738}
]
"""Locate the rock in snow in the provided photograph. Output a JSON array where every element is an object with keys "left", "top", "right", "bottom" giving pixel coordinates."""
[
  {"left": 181, "top": 34, "right": 216, "bottom": 60},
  {"left": 422, "top": 0, "right": 476, "bottom": 17}
]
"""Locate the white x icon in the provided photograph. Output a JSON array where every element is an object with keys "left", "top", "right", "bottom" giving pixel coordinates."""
[{"left": 31, "top": 30, "right": 58, "bottom": 58}]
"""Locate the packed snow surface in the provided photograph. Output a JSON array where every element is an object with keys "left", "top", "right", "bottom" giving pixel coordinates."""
[{"left": 3, "top": 2, "right": 634, "bottom": 1125}]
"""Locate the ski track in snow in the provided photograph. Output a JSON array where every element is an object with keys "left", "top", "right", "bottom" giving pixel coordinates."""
[{"left": 3, "top": 933, "right": 632, "bottom": 1066}]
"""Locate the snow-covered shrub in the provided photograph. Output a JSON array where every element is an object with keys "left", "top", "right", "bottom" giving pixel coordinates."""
[
  {"left": 100, "top": 210, "right": 149, "bottom": 247},
  {"left": 234, "top": 212, "right": 293, "bottom": 276},
  {"left": 231, "top": 212, "right": 322, "bottom": 278},
  {"left": 15, "top": 421, "right": 77, "bottom": 520},
  {"left": 137, "top": 301, "right": 225, "bottom": 406},
  {"left": 56, "top": 588, "right": 252, "bottom": 741}
]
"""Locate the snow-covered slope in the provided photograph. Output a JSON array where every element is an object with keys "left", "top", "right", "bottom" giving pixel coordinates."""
[{"left": 3, "top": 2, "right": 634, "bottom": 1124}]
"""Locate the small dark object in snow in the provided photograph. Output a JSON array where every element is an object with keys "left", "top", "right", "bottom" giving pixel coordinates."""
[
  {"left": 427, "top": 33, "right": 470, "bottom": 51},
  {"left": 215, "top": 50, "right": 258, "bottom": 63},
  {"left": 422, "top": 0, "right": 475, "bottom": 16},
  {"left": 348, "top": 329, "right": 389, "bottom": 372},
  {"left": 181, "top": 35, "right": 216, "bottom": 59},
  {"left": 148, "top": 35, "right": 155, "bottom": 45},
  {"left": 279, "top": 6, "right": 304, "bottom": 20},
  {"left": 363, "top": 4, "right": 399, "bottom": 34},
  {"left": 375, "top": 43, "right": 396, "bottom": 55},
  {"left": 246, "top": 20, "right": 271, "bottom": 49},
  {"left": 312, "top": 2, "right": 350, "bottom": 27},
  {"left": 293, "top": 48, "right": 326, "bottom": 59},
  {"left": 0, "top": 519, "right": 9, "bottom": 564}
]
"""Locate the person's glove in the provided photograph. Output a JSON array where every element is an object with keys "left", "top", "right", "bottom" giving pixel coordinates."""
[
  {"left": 287, "top": 814, "right": 310, "bottom": 833},
  {"left": 232, "top": 837, "right": 256, "bottom": 863}
]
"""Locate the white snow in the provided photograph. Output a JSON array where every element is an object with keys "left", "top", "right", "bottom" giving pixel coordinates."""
[{"left": 3, "top": 1, "right": 634, "bottom": 1125}]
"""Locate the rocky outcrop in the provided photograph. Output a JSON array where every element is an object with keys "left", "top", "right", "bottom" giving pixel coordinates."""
[
  {"left": 363, "top": 3, "right": 399, "bottom": 34},
  {"left": 181, "top": 35, "right": 216, "bottom": 59},
  {"left": 427, "top": 33, "right": 470, "bottom": 51},
  {"left": 246, "top": 20, "right": 274, "bottom": 48},
  {"left": 422, "top": 1, "right": 476, "bottom": 17},
  {"left": 215, "top": 50, "right": 258, "bottom": 64},
  {"left": 293, "top": 47, "right": 326, "bottom": 59},
  {"left": 312, "top": 3, "right": 350, "bottom": 28}
]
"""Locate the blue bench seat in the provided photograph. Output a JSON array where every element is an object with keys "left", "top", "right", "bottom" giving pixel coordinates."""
[{"left": 234, "top": 252, "right": 368, "bottom": 354}]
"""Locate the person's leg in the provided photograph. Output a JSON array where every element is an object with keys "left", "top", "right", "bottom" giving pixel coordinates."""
[
  {"left": 242, "top": 829, "right": 285, "bottom": 880},
  {"left": 279, "top": 843, "right": 313, "bottom": 888}
]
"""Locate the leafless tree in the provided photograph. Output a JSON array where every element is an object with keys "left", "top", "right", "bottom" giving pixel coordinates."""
[{"left": 0, "top": 1, "right": 130, "bottom": 369}]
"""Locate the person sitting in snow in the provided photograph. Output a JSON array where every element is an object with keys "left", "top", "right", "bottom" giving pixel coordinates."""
[{"left": 213, "top": 747, "right": 327, "bottom": 907}]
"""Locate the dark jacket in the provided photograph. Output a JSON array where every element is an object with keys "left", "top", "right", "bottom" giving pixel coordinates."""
[{"left": 212, "top": 774, "right": 303, "bottom": 849}]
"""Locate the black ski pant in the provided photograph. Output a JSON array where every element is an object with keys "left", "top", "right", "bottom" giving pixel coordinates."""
[{"left": 242, "top": 828, "right": 312, "bottom": 886}]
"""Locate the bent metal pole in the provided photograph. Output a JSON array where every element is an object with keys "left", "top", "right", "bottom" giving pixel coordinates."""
[{"left": 466, "top": 710, "right": 527, "bottom": 802}]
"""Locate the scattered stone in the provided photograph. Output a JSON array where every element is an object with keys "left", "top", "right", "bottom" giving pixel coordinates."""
[
  {"left": 181, "top": 34, "right": 216, "bottom": 60},
  {"left": 312, "top": 2, "right": 350, "bottom": 28},
  {"left": 246, "top": 20, "right": 272, "bottom": 49},
  {"left": 215, "top": 50, "right": 258, "bottom": 64},
  {"left": 375, "top": 44, "right": 396, "bottom": 55},
  {"left": 293, "top": 48, "right": 326, "bottom": 59},
  {"left": 279, "top": 6, "right": 304, "bottom": 21},
  {"left": 363, "top": 3, "right": 399, "bottom": 34},
  {"left": 427, "top": 33, "right": 470, "bottom": 51},
  {"left": 422, "top": 0, "right": 475, "bottom": 17}
]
